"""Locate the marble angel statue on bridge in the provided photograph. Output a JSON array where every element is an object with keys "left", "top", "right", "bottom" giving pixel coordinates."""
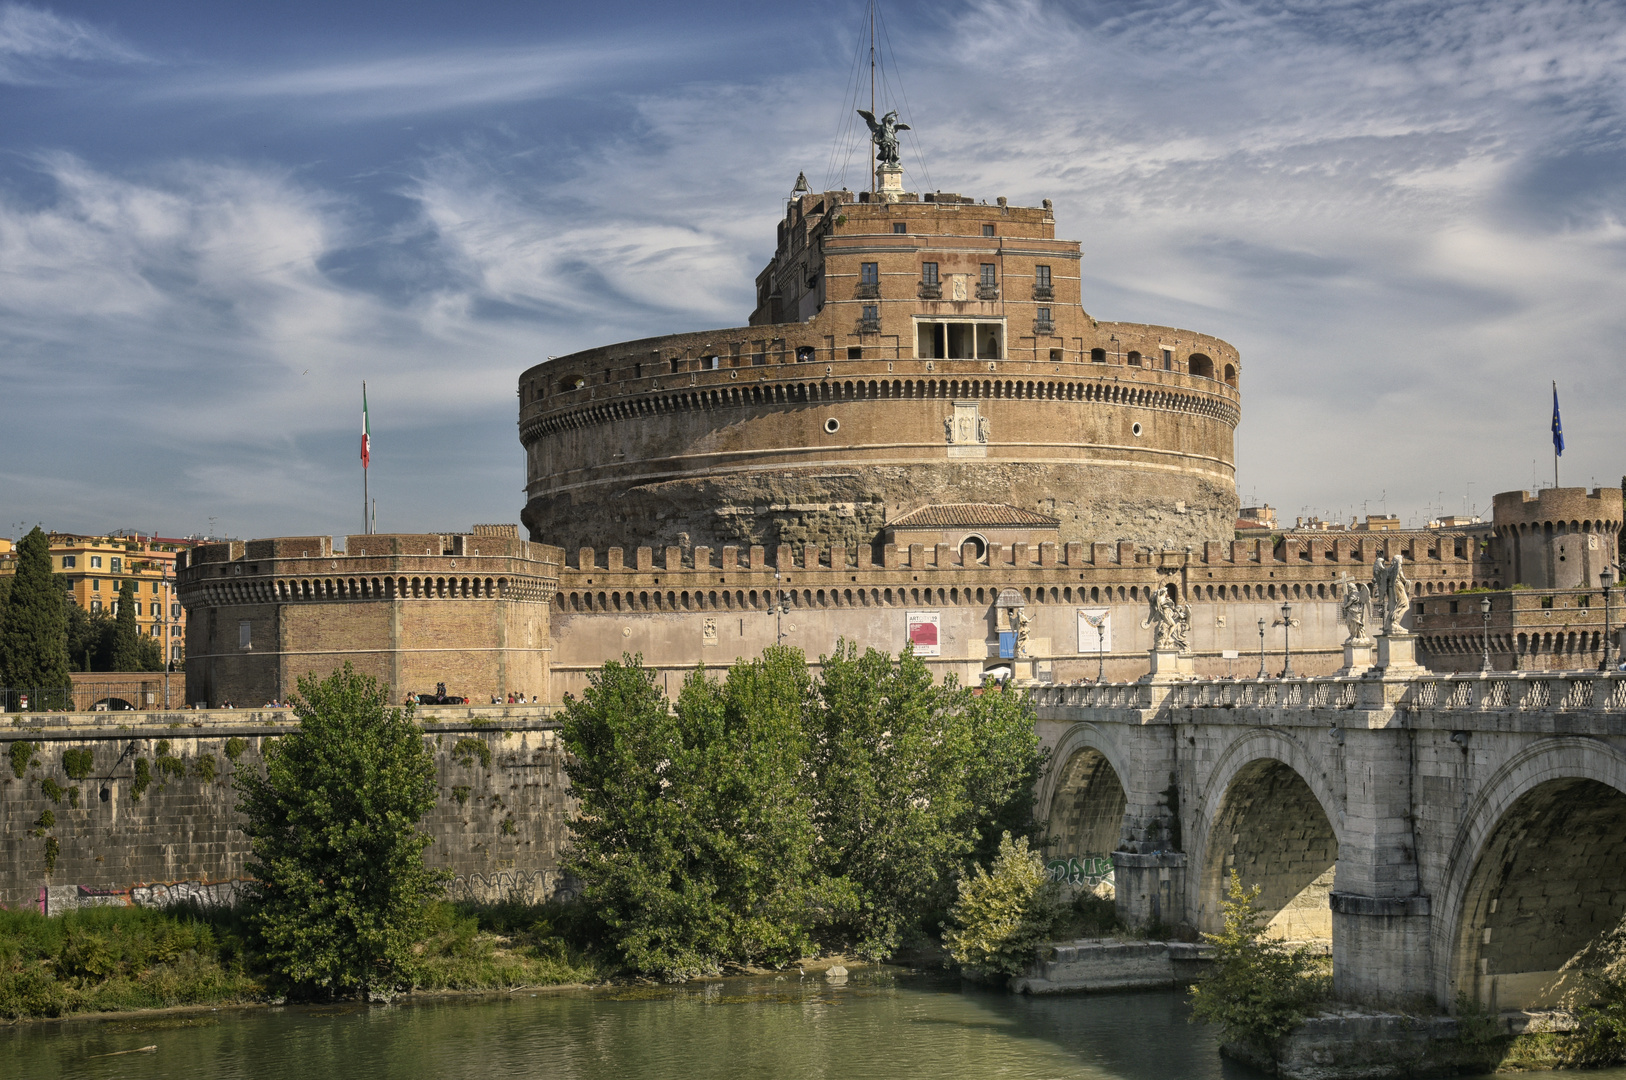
[
  {"left": 1338, "top": 577, "right": 1372, "bottom": 644},
  {"left": 1371, "top": 554, "right": 1412, "bottom": 636},
  {"left": 1142, "top": 586, "right": 1191, "bottom": 655}
]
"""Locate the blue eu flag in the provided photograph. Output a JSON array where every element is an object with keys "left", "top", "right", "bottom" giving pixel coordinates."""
[{"left": 1552, "top": 382, "right": 1564, "bottom": 457}]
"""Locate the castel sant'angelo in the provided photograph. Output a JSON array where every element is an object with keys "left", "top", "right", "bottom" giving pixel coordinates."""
[{"left": 177, "top": 130, "right": 1622, "bottom": 706}]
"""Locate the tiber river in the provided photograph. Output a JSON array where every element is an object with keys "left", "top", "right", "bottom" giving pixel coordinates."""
[{"left": 7, "top": 970, "right": 1626, "bottom": 1080}]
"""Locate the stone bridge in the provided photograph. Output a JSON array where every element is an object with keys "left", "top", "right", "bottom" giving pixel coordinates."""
[{"left": 1032, "top": 668, "right": 1626, "bottom": 1012}]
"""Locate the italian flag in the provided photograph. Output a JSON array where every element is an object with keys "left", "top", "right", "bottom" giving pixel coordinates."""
[{"left": 361, "top": 382, "right": 371, "bottom": 469}]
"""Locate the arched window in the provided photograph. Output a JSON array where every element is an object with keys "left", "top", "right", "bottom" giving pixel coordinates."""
[
  {"left": 1188, "top": 353, "right": 1214, "bottom": 379},
  {"left": 1126, "top": 350, "right": 1142, "bottom": 367},
  {"left": 1090, "top": 347, "right": 1106, "bottom": 363},
  {"left": 1223, "top": 363, "right": 1237, "bottom": 387}
]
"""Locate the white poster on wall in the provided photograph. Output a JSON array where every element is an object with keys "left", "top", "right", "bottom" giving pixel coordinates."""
[
  {"left": 1077, "top": 609, "right": 1111, "bottom": 653},
  {"left": 905, "top": 611, "right": 942, "bottom": 656}
]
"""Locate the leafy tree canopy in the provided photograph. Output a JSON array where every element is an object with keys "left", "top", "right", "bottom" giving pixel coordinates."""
[
  {"left": 234, "top": 664, "right": 447, "bottom": 998},
  {"left": 561, "top": 642, "right": 1046, "bottom": 976}
]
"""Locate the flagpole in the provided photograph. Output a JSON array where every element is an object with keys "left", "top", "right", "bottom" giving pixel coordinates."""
[
  {"left": 1553, "top": 380, "right": 1560, "bottom": 490},
  {"left": 362, "top": 381, "right": 370, "bottom": 534}
]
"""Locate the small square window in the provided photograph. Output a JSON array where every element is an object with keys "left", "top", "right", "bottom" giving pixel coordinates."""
[
  {"left": 980, "top": 264, "right": 996, "bottom": 286},
  {"left": 892, "top": 222, "right": 906, "bottom": 234},
  {"left": 90, "top": 556, "right": 102, "bottom": 569},
  {"left": 860, "top": 262, "right": 879, "bottom": 285},
  {"left": 1050, "top": 349, "right": 1063, "bottom": 361},
  {"left": 921, "top": 262, "right": 939, "bottom": 285},
  {"left": 982, "top": 224, "right": 995, "bottom": 237},
  {"left": 1036, "top": 265, "right": 1051, "bottom": 288},
  {"left": 61, "top": 555, "right": 76, "bottom": 569},
  {"left": 847, "top": 346, "right": 863, "bottom": 359}
]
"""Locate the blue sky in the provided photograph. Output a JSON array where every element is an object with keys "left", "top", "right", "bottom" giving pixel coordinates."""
[{"left": 2, "top": 0, "right": 1623, "bottom": 541}]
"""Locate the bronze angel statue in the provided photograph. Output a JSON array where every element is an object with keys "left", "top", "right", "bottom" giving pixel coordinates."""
[{"left": 858, "top": 109, "right": 910, "bottom": 168}]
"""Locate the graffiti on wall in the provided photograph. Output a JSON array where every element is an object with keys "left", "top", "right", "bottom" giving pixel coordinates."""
[
  {"left": 445, "top": 868, "right": 577, "bottom": 905},
  {"left": 42, "top": 878, "right": 253, "bottom": 915},
  {"left": 1046, "top": 854, "right": 1115, "bottom": 887}
]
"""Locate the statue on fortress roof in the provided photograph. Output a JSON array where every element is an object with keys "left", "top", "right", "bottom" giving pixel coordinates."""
[{"left": 858, "top": 109, "right": 910, "bottom": 168}]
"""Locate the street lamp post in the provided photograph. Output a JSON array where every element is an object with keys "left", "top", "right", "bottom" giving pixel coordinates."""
[
  {"left": 1480, "top": 595, "right": 1493, "bottom": 672},
  {"left": 1257, "top": 617, "right": 1268, "bottom": 678},
  {"left": 1275, "top": 602, "right": 1296, "bottom": 678},
  {"left": 1602, "top": 566, "right": 1618, "bottom": 671},
  {"left": 773, "top": 572, "right": 790, "bottom": 645}
]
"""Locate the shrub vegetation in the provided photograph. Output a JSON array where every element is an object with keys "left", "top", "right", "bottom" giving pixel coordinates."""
[
  {"left": 1189, "top": 870, "right": 1329, "bottom": 1050},
  {"left": 942, "top": 832, "right": 1060, "bottom": 977}
]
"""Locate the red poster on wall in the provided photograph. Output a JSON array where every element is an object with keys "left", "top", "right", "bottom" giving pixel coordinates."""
[{"left": 905, "top": 611, "right": 941, "bottom": 656}]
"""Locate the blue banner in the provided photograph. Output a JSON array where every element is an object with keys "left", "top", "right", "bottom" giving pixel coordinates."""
[{"left": 1552, "top": 383, "right": 1564, "bottom": 457}]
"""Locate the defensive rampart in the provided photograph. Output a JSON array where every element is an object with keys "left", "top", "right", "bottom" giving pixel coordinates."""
[{"left": 0, "top": 704, "right": 571, "bottom": 912}]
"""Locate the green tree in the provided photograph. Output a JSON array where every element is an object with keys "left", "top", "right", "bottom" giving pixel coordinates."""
[
  {"left": 66, "top": 601, "right": 114, "bottom": 671},
  {"left": 0, "top": 528, "right": 70, "bottom": 706},
  {"left": 561, "top": 650, "right": 841, "bottom": 979},
  {"left": 1189, "top": 870, "right": 1329, "bottom": 1049},
  {"left": 110, "top": 580, "right": 142, "bottom": 671},
  {"left": 943, "top": 832, "right": 1060, "bottom": 977},
  {"left": 809, "top": 643, "right": 1045, "bottom": 959},
  {"left": 235, "top": 664, "right": 447, "bottom": 998}
]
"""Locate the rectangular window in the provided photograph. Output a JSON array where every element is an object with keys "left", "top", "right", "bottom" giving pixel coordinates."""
[
  {"left": 172, "top": 604, "right": 181, "bottom": 619},
  {"left": 980, "top": 264, "right": 996, "bottom": 286},
  {"left": 982, "top": 224, "right": 995, "bottom": 237},
  {"left": 1036, "top": 307, "right": 1052, "bottom": 327},
  {"left": 1035, "top": 265, "right": 1051, "bottom": 288},
  {"left": 110, "top": 557, "right": 122, "bottom": 573},
  {"left": 91, "top": 599, "right": 101, "bottom": 612},
  {"left": 861, "top": 304, "right": 879, "bottom": 322},
  {"left": 914, "top": 320, "right": 1004, "bottom": 360},
  {"left": 1050, "top": 349, "right": 1063, "bottom": 362},
  {"left": 860, "top": 262, "right": 879, "bottom": 285},
  {"left": 921, "top": 262, "right": 938, "bottom": 285},
  {"left": 1162, "top": 348, "right": 1173, "bottom": 370},
  {"left": 892, "top": 222, "right": 906, "bottom": 234},
  {"left": 92, "top": 578, "right": 100, "bottom": 592},
  {"left": 151, "top": 581, "right": 160, "bottom": 594},
  {"left": 61, "top": 555, "right": 76, "bottom": 569},
  {"left": 132, "top": 601, "right": 142, "bottom": 616},
  {"left": 847, "top": 346, "right": 863, "bottom": 359},
  {"left": 239, "top": 620, "right": 252, "bottom": 649},
  {"left": 90, "top": 556, "right": 102, "bottom": 569}
]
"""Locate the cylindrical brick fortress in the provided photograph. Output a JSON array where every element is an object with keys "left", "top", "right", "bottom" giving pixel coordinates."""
[
  {"left": 519, "top": 190, "right": 1240, "bottom": 552},
  {"left": 1492, "top": 487, "right": 1623, "bottom": 590}
]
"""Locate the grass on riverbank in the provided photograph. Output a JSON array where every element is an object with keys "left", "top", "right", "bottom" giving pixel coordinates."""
[{"left": 0, "top": 900, "right": 606, "bottom": 1020}]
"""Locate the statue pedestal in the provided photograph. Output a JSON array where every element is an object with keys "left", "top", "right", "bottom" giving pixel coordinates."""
[
  {"left": 1143, "top": 648, "right": 1193, "bottom": 682},
  {"left": 1377, "top": 633, "right": 1423, "bottom": 672},
  {"left": 1339, "top": 639, "right": 1375, "bottom": 677},
  {"left": 876, "top": 164, "right": 904, "bottom": 200}
]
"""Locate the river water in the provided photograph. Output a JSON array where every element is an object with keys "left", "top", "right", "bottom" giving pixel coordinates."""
[{"left": 6, "top": 970, "right": 1626, "bottom": 1080}]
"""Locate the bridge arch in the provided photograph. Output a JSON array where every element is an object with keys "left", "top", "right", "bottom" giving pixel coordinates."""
[
  {"left": 1192, "top": 729, "right": 1341, "bottom": 942},
  {"left": 1039, "top": 723, "right": 1135, "bottom": 859},
  {"left": 1438, "top": 736, "right": 1626, "bottom": 1010}
]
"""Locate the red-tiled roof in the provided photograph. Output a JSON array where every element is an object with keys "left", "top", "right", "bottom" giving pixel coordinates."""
[{"left": 888, "top": 503, "right": 1060, "bottom": 529}]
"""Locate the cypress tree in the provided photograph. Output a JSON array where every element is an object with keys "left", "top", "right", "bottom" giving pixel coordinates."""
[
  {"left": 0, "top": 527, "right": 71, "bottom": 704},
  {"left": 111, "top": 578, "right": 143, "bottom": 671}
]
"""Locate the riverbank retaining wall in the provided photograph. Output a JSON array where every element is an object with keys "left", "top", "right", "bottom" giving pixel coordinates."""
[{"left": 0, "top": 705, "right": 573, "bottom": 912}]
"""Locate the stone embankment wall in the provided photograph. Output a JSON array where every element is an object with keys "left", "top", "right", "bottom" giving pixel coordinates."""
[{"left": 0, "top": 705, "right": 572, "bottom": 912}]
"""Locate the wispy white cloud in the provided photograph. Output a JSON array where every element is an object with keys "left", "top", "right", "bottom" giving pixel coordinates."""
[{"left": 0, "top": 2, "right": 144, "bottom": 84}]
